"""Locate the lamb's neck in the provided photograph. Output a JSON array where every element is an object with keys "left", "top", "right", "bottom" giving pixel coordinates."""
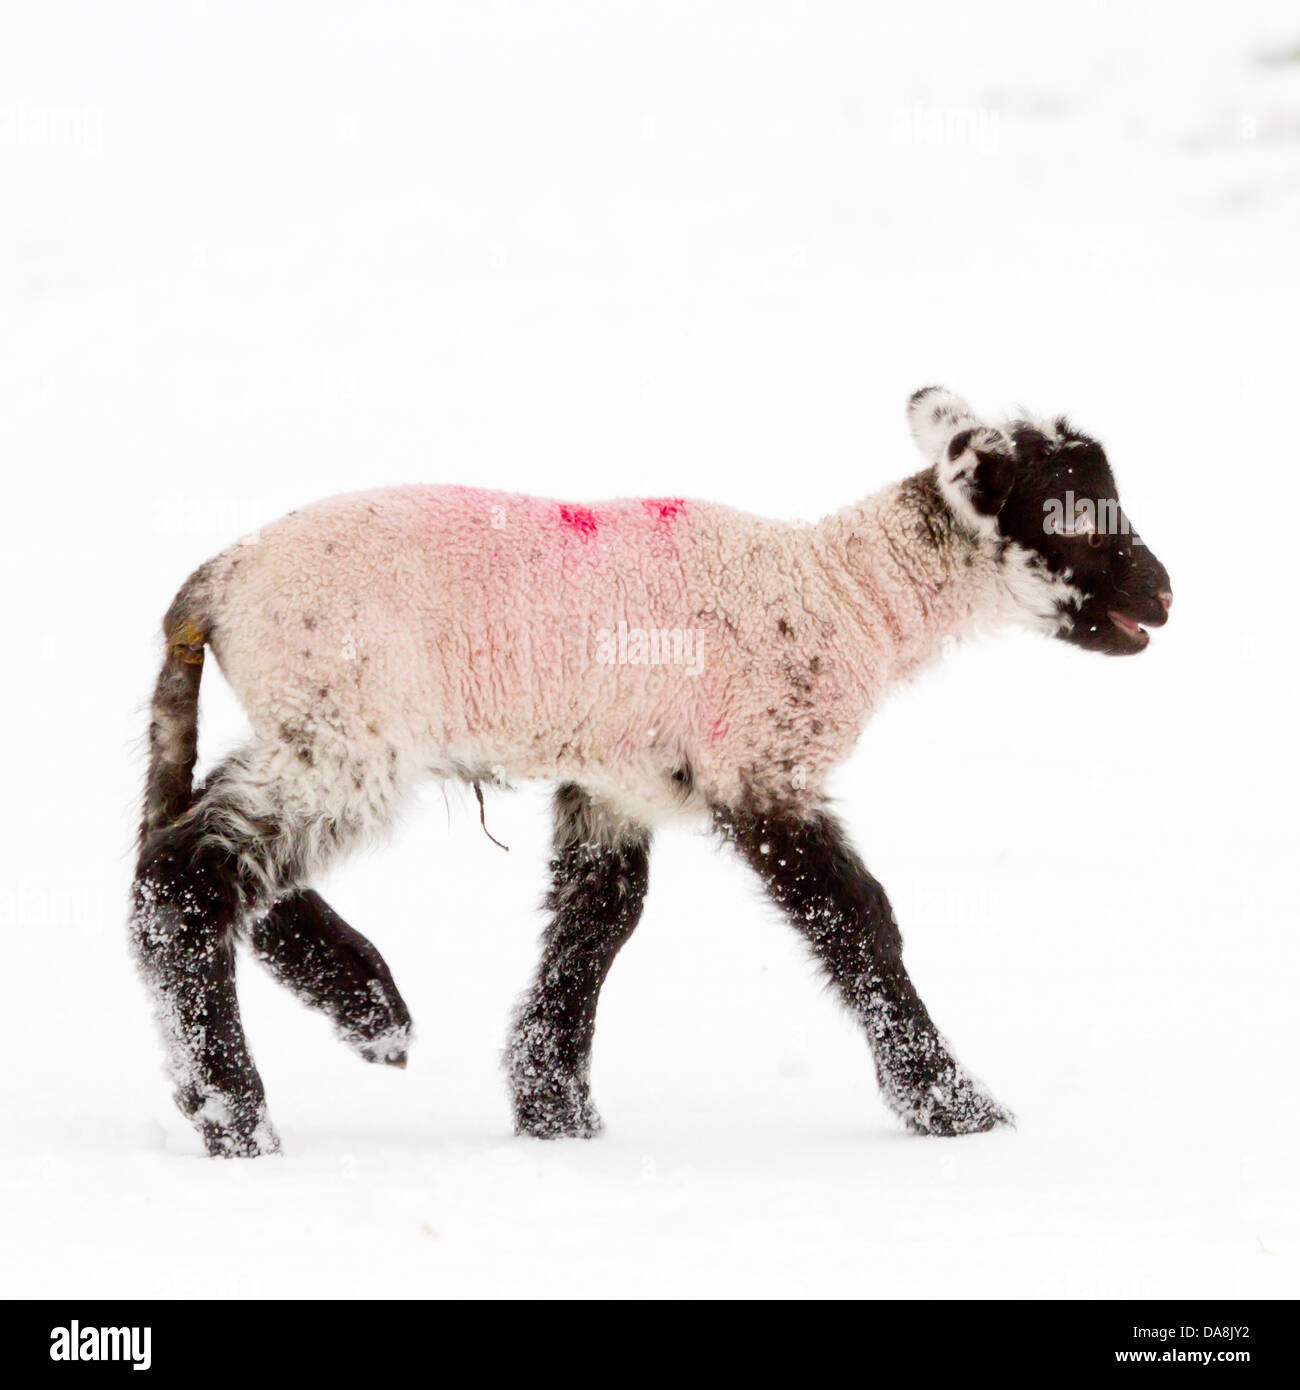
[{"left": 814, "top": 469, "right": 1003, "bottom": 688}]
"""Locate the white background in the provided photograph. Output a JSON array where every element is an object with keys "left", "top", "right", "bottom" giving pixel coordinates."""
[{"left": 1, "top": 1, "right": 1296, "bottom": 1298}]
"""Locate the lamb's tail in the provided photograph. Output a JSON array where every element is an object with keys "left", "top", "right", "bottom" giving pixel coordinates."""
[{"left": 140, "top": 575, "right": 211, "bottom": 844}]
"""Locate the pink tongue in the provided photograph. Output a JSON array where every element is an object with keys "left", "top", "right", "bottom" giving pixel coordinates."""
[{"left": 1109, "top": 611, "right": 1142, "bottom": 636}]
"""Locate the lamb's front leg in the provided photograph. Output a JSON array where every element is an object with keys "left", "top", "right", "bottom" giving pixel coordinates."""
[
  {"left": 506, "top": 785, "right": 651, "bottom": 1138},
  {"left": 713, "top": 804, "right": 1012, "bottom": 1136}
]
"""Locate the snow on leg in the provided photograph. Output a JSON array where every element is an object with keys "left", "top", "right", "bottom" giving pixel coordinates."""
[
  {"left": 131, "top": 813, "right": 278, "bottom": 1157},
  {"left": 713, "top": 803, "right": 1012, "bottom": 1136},
  {"left": 242, "top": 890, "right": 412, "bottom": 1067},
  {"left": 130, "top": 740, "right": 398, "bottom": 1156},
  {"left": 506, "top": 784, "right": 650, "bottom": 1138}
]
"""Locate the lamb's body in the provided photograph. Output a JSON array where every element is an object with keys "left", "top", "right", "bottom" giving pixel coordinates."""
[
  {"left": 195, "top": 477, "right": 1025, "bottom": 829},
  {"left": 129, "top": 388, "right": 1170, "bottom": 1157}
]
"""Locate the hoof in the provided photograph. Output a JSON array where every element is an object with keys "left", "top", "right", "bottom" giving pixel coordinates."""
[
  {"left": 187, "top": 1094, "right": 282, "bottom": 1158},
  {"left": 895, "top": 1068, "right": 1014, "bottom": 1137},
  {"left": 515, "top": 1104, "right": 604, "bottom": 1140},
  {"left": 510, "top": 1068, "right": 604, "bottom": 1140},
  {"left": 350, "top": 1023, "right": 412, "bottom": 1069},
  {"left": 873, "top": 1022, "right": 1014, "bottom": 1137},
  {"left": 202, "top": 1122, "right": 282, "bottom": 1158},
  {"left": 506, "top": 1015, "right": 604, "bottom": 1139},
  {"left": 339, "top": 979, "right": 413, "bottom": 1068}
]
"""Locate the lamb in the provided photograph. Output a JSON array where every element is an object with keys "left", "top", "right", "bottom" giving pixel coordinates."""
[{"left": 130, "top": 386, "right": 1172, "bottom": 1156}]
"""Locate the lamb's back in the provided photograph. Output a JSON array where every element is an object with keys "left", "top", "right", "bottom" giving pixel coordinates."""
[{"left": 202, "top": 485, "right": 788, "bottom": 791}]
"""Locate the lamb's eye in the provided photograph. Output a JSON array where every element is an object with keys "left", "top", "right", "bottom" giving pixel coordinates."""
[{"left": 1087, "top": 531, "right": 1105, "bottom": 549}]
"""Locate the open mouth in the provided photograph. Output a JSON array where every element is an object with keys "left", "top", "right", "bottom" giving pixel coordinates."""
[{"left": 1108, "top": 610, "right": 1151, "bottom": 648}]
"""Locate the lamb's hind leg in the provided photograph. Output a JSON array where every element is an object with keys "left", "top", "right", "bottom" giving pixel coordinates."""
[
  {"left": 713, "top": 802, "right": 1012, "bottom": 1136},
  {"left": 243, "top": 891, "right": 412, "bottom": 1068},
  {"left": 132, "top": 802, "right": 277, "bottom": 1157},
  {"left": 130, "top": 744, "right": 388, "bottom": 1156},
  {"left": 506, "top": 784, "right": 650, "bottom": 1138}
]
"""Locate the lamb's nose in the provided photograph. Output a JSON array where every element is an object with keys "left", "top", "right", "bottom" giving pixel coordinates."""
[{"left": 1157, "top": 590, "right": 1172, "bottom": 612}]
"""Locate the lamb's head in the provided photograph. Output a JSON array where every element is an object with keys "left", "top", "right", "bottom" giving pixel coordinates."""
[{"left": 908, "top": 386, "right": 1172, "bottom": 655}]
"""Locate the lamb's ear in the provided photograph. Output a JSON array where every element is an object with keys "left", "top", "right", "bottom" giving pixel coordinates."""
[
  {"left": 937, "top": 426, "right": 1016, "bottom": 538},
  {"left": 908, "top": 387, "right": 1014, "bottom": 536},
  {"left": 908, "top": 385, "right": 983, "bottom": 465}
]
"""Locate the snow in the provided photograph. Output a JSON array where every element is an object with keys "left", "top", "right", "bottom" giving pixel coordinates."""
[{"left": 2, "top": 0, "right": 1297, "bottom": 1297}]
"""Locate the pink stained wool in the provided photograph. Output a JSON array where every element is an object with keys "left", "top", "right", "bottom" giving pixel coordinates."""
[
  {"left": 184, "top": 467, "right": 1056, "bottom": 828},
  {"left": 187, "top": 471, "right": 1044, "bottom": 828}
]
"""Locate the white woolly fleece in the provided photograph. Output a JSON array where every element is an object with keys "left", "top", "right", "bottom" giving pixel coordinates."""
[{"left": 181, "top": 443, "right": 1067, "bottom": 855}]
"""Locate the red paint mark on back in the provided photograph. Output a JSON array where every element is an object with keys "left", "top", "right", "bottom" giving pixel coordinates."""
[
  {"left": 559, "top": 504, "right": 598, "bottom": 540},
  {"left": 708, "top": 719, "right": 728, "bottom": 743},
  {"left": 643, "top": 497, "right": 685, "bottom": 523}
]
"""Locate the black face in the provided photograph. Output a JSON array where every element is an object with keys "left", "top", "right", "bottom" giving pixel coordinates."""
[{"left": 993, "top": 420, "right": 1172, "bottom": 655}]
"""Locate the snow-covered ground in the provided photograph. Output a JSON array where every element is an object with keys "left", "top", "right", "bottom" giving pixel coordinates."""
[{"left": 2, "top": 1, "right": 1297, "bottom": 1298}]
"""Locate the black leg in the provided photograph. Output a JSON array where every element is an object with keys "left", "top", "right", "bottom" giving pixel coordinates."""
[
  {"left": 714, "top": 802, "right": 1011, "bottom": 1136},
  {"left": 506, "top": 785, "right": 650, "bottom": 1138},
  {"left": 242, "top": 890, "right": 412, "bottom": 1067},
  {"left": 131, "top": 821, "right": 278, "bottom": 1157}
]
